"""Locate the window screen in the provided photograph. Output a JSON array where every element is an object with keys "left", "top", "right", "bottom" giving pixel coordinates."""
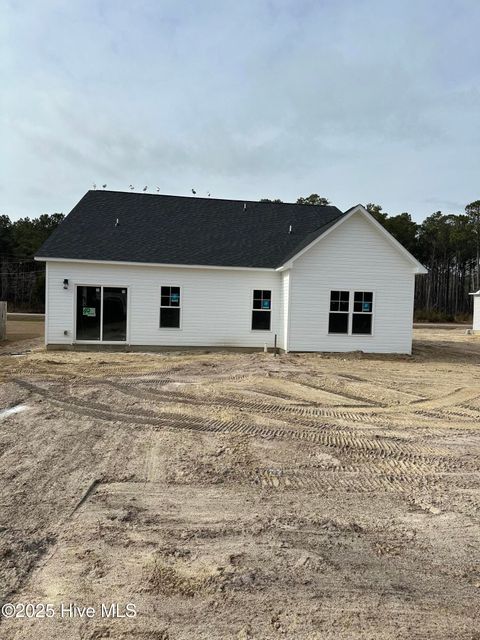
[
  {"left": 328, "top": 291, "right": 349, "bottom": 333},
  {"left": 160, "top": 286, "right": 181, "bottom": 328},
  {"left": 252, "top": 290, "right": 271, "bottom": 330},
  {"left": 352, "top": 291, "right": 373, "bottom": 334}
]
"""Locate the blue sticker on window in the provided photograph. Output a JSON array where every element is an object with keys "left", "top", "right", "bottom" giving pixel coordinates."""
[
  {"left": 171, "top": 293, "right": 179, "bottom": 302},
  {"left": 262, "top": 300, "right": 271, "bottom": 309},
  {"left": 363, "top": 302, "right": 371, "bottom": 312}
]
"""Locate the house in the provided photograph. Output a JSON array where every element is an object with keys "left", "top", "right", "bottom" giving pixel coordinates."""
[
  {"left": 470, "top": 290, "right": 480, "bottom": 333},
  {"left": 35, "top": 190, "right": 427, "bottom": 353}
]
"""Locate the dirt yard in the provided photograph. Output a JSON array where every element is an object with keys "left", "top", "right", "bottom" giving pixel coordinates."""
[
  {"left": 0, "top": 314, "right": 44, "bottom": 351},
  {"left": 0, "top": 326, "right": 479, "bottom": 639}
]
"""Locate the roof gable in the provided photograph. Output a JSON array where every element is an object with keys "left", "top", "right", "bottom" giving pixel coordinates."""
[{"left": 278, "top": 204, "right": 428, "bottom": 273}]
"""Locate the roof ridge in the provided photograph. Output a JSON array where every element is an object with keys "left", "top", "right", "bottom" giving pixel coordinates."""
[{"left": 87, "top": 189, "right": 336, "bottom": 208}]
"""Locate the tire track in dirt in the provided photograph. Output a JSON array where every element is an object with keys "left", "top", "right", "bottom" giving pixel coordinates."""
[
  {"left": 33, "top": 369, "right": 469, "bottom": 428},
  {"left": 143, "top": 431, "right": 163, "bottom": 484},
  {"left": 14, "top": 379, "right": 200, "bottom": 427},
  {"left": 337, "top": 374, "right": 428, "bottom": 400},
  {"left": 9, "top": 375, "right": 430, "bottom": 431},
  {"left": 99, "top": 380, "right": 392, "bottom": 424},
  {"left": 255, "top": 468, "right": 429, "bottom": 492},
  {"left": 459, "top": 397, "right": 480, "bottom": 411},
  {"left": 280, "top": 375, "right": 385, "bottom": 406},
  {"left": 344, "top": 452, "right": 450, "bottom": 474},
  {"left": 121, "top": 372, "right": 252, "bottom": 385},
  {"left": 242, "top": 386, "right": 377, "bottom": 409},
  {"left": 93, "top": 385, "right": 457, "bottom": 460},
  {"left": 258, "top": 455, "right": 448, "bottom": 477},
  {"left": 440, "top": 405, "right": 480, "bottom": 420},
  {"left": 69, "top": 378, "right": 432, "bottom": 440},
  {"left": 413, "top": 408, "right": 480, "bottom": 423},
  {"left": 7, "top": 360, "right": 203, "bottom": 381},
  {"left": 243, "top": 387, "right": 319, "bottom": 405},
  {"left": 410, "top": 387, "right": 480, "bottom": 409},
  {"left": 103, "top": 379, "right": 456, "bottom": 430},
  {"left": 15, "top": 379, "right": 453, "bottom": 465},
  {"left": 256, "top": 467, "right": 474, "bottom": 492}
]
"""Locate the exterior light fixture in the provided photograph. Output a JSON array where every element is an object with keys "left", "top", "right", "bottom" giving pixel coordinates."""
[{"left": 63, "top": 279, "right": 69, "bottom": 289}]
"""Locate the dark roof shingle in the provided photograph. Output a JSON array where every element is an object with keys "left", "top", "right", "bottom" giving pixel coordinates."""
[{"left": 36, "top": 190, "right": 345, "bottom": 269}]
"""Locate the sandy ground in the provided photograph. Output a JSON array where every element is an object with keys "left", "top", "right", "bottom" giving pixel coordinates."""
[
  {"left": 0, "top": 316, "right": 44, "bottom": 352},
  {"left": 0, "top": 325, "right": 479, "bottom": 639}
]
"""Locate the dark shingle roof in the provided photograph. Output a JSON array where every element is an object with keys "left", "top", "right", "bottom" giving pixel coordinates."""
[{"left": 36, "top": 190, "right": 345, "bottom": 269}]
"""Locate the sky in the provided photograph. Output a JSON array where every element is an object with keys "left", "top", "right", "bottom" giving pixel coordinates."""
[{"left": 1, "top": 0, "right": 480, "bottom": 222}]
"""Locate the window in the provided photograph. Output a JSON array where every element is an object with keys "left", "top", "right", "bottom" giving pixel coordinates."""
[
  {"left": 352, "top": 291, "right": 373, "bottom": 334},
  {"left": 252, "top": 289, "right": 271, "bottom": 330},
  {"left": 328, "top": 290, "right": 374, "bottom": 335},
  {"left": 328, "top": 290, "right": 349, "bottom": 334},
  {"left": 160, "top": 286, "right": 181, "bottom": 328}
]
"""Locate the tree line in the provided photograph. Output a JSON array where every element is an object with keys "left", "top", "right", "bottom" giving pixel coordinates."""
[
  {"left": 1, "top": 195, "right": 479, "bottom": 320},
  {"left": 0, "top": 213, "right": 64, "bottom": 312},
  {"left": 365, "top": 201, "right": 480, "bottom": 321}
]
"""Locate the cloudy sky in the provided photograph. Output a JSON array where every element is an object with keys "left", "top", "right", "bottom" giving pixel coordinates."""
[{"left": 2, "top": 0, "right": 479, "bottom": 221}]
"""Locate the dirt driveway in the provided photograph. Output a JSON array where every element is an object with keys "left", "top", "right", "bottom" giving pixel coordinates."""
[{"left": 0, "top": 328, "right": 479, "bottom": 639}]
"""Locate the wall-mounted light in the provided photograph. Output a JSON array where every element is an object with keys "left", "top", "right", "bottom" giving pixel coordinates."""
[{"left": 63, "top": 279, "right": 69, "bottom": 289}]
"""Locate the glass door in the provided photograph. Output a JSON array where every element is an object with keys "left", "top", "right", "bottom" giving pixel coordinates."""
[
  {"left": 102, "top": 287, "right": 127, "bottom": 341},
  {"left": 76, "top": 286, "right": 127, "bottom": 342},
  {"left": 76, "top": 286, "right": 101, "bottom": 340}
]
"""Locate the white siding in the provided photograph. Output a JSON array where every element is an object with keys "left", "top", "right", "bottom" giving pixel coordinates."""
[
  {"left": 280, "top": 270, "right": 290, "bottom": 351},
  {"left": 46, "top": 262, "right": 281, "bottom": 348},
  {"left": 473, "top": 295, "right": 480, "bottom": 332},
  {"left": 288, "top": 211, "right": 416, "bottom": 354}
]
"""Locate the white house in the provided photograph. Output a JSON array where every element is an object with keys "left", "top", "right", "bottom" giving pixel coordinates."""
[
  {"left": 35, "top": 191, "right": 427, "bottom": 354},
  {"left": 470, "top": 290, "right": 480, "bottom": 333}
]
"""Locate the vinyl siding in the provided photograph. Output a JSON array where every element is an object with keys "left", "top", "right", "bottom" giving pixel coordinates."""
[
  {"left": 280, "top": 270, "right": 290, "bottom": 351},
  {"left": 288, "top": 211, "right": 416, "bottom": 354},
  {"left": 473, "top": 296, "right": 480, "bottom": 332},
  {"left": 45, "top": 262, "right": 281, "bottom": 348}
]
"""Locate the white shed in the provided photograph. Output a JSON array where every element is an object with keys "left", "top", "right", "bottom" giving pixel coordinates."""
[
  {"left": 35, "top": 191, "right": 427, "bottom": 354},
  {"left": 470, "top": 290, "right": 480, "bottom": 333}
]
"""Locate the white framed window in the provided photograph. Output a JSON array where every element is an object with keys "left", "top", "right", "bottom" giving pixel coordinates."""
[
  {"left": 251, "top": 289, "right": 271, "bottom": 331},
  {"left": 328, "top": 290, "right": 350, "bottom": 334},
  {"left": 328, "top": 290, "right": 374, "bottom": 335},
  {"left": 352, "top": 291, "right": 373, "bottom": 334},
  {"left": 160, "top": 286, "right": 181, "bottom": 328}
]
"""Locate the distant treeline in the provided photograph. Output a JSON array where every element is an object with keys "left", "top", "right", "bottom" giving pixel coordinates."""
[
  {"left": 0, "top": 213, "right": 64, "bottom": 312},
  {"left": 365, "top": 201, "right": 480, "bottom": 322},
  {"left": 2, "top": 195, "right": 480, "bottom": 320}
]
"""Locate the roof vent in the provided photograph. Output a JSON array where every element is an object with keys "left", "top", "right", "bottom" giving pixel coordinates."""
[
  {"left": 288, "top": 224, "right": 292, "bottom": 234},
  {"left": 115, "top": 218, "right": 120, "bottom": 227},
  {"left": 243, "top": 203, "right": 247, "bottom": 211}
]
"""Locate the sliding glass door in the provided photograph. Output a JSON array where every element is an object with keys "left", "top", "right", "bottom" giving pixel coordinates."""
[
  {"left": 76, "top": 286, "right": 101, "bottom": 340},
  {"left": 102, "top": 287, "right": 127, "bottom": 341},
  {"left": 76, "top": 286, "right": 127, "bottom": 342}
]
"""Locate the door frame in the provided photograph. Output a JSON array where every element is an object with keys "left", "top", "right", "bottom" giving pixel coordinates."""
[{"left": 73, "top": 284, "right": 130, "bottom": 344}]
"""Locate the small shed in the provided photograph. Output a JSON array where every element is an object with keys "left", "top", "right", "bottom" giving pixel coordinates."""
[{"left": 470, "top": 290, "right": 480, "bottom": 333}]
